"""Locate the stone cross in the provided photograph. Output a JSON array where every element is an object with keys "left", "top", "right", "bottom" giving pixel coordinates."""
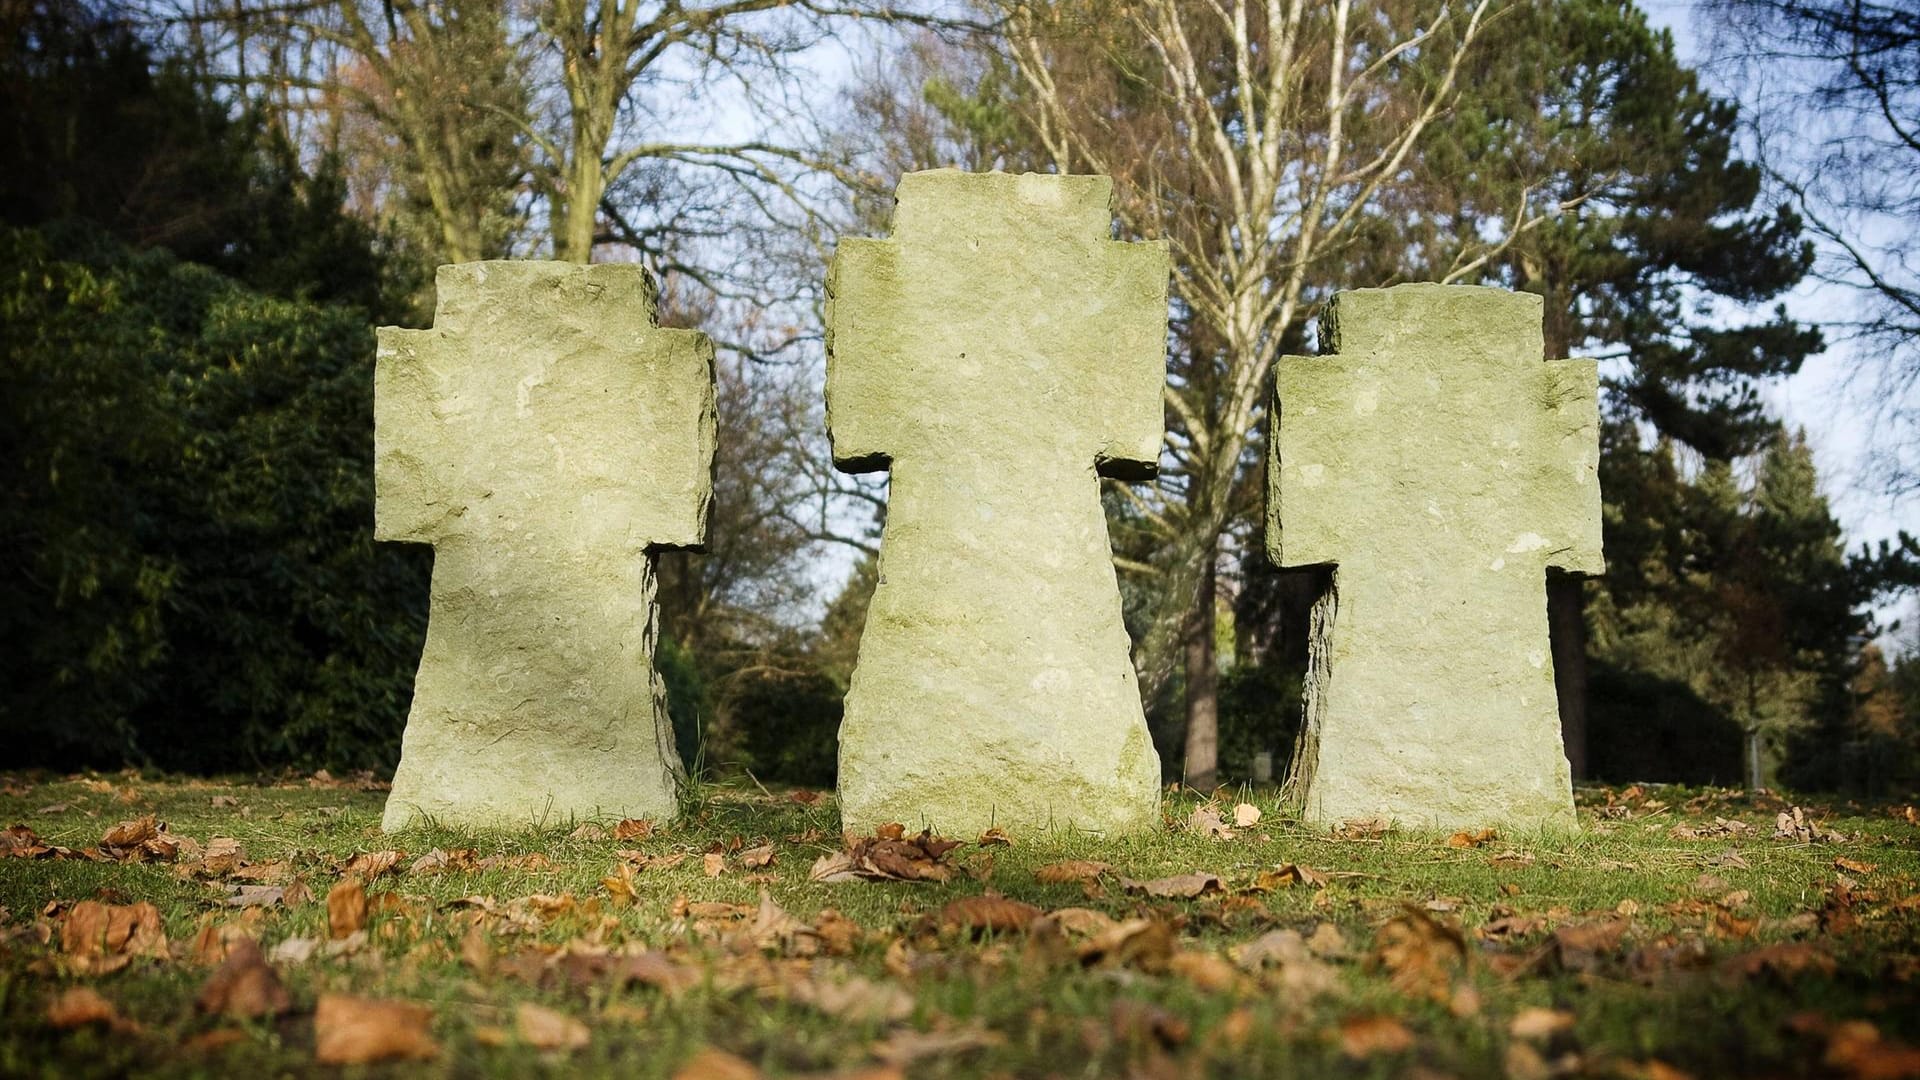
[
  {"left": 827, "top": 169, "right": 1169, "bottom": 835},
  {"left": 375, "top": 261, "right": 715, "bottom": 831},
  {"left": 1268, "top": 283, "right": 1603, "bottom": 830}
]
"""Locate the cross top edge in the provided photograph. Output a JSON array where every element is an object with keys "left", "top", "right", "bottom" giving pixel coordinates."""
[
  {"left": 424, "top": 261, "right": 661, "bottom": 334},
  {"left": 1319, "top": 283, "right": 1546, "bottom": 359},
  {"left": 889, "top": 169, "right": 1115, "bottom": 245}
]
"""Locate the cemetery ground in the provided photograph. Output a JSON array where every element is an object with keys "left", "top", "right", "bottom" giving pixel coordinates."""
[{"left": 1, "top": 776, "right": 1917, "bottom": 1079}]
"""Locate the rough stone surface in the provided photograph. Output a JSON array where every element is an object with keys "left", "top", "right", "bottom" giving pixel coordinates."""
[
  {"left": 375, "top": 261, "right": 715, "bottom": 831},
  {"left": 1268, "top": 284, "right": 1603, "bottom": 831},
  {"left": 827, "top": 169, "right": 1169, "bottom": 836}
]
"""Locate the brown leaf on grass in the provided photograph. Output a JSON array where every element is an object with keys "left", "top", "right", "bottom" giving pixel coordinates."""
[
  {"left": 1723, "top": 942, "right": 1837, "bottom": 982},
  {"left": 1330, "top": 816, "right": 1390, "bottom": 840},
  {"left": 1233, "top": 803, "right": 1262, "bottom": 828},
  {"left": 1338, "top": 1014, "right": 1415, "bottom": 1058},
  {"left": 46, "top": 987, "right": 133, "bottom": 1031},
  {"left": 740, "top": 891, "right": 820, "bottom": 956},
  {"left": 675, "top": 1048, "right": 764, "bottom": 1080},
  {"left": 1168, "top": 949, "right": 1241, "bottom": 992},
  {"left": 783, "top": 972, "right": 915, "bottom": 1024},
  {"left": 789, "top": 789, "right": 822, "bottom": 806},
  {"left": 1110, "top": 999, "right": 1190, "bottom": 1048},
  {"left": 813, "top": 910, "right": 861, "bottom": 956},
  {"left": 618, "top": 849, "right": 688, "bottom": 871},
  {"left": 1, "top": 823, "right": 55, "bottom": 858},
  {"left": 1371, "top": 906, "right": 1467, "bottom": 1001},
  {"left": 1230, "top": 929, "right": 1340, "bottom": 995},
  {"left": 516, "top": 1003, "right": 590, "bottom": 1052},
  {"left": 327, "top": 877, "right": 368, "bottom": 939},
  {"left": 612, "top": 818, "right": 657, "bottom": 841},
  {"left": 225, "top": 883, "right": 295, "bottom": 908},
  {"left": 1079, "top": 918, "right": 1175, "bottom": 974},
  {"left": 99, "top": 816, "right": 178, "bottom": 862},
  {"left": 569, "top": 823, "right": 609, "bottom": 841},
  {"left": 341, "top": 850, "right": 404, "bottom": 877},
  {"left": 313, "top": 994, "right": 438, "bottom": 1064},
  {"left": 871, "top": 1025, "right": 1005, "bottom": 1066},
  {"left": 1035, "top": 860, "right": 1111, "bottom": 884},
  {"left": 61, "top": 900, "right": 167, "bottom": 975},
  {"left": 1187, "top": 805, "right": 1234, "bottom": 839},
  {"left": 1836, "top": 857, "right": 1878, "bottom": 875},
  {"left": 408, "top": 848, "right": 477, "bottom": 874},
  {"left": 1775, "top": 807, "right": 1848, "bottom": 844},
  {"left": 809, "top": 830, "right": 960, "bottom": 883},
  {"left": 1552, "top": 916, "right": 1631, "bottom": 973},
  {"left": 939, "top": 894, "right": 1041, "bottom": 936},
  {"left": 194, "top": 936, "right": 290, "bottom": 1019},
  {"left": 1510, "top": 1007, "right": 1575, "bottom": 1041},
  {"left": 602, "top": 863, "right": 639, "bottom": 906},
  {"left": 740, "top": 842, "right": 776, "bottom": 869},
  {"left": 1446, "top": 828, "right": 1498, "bottom": 848},
  {"left": 1251, "top": 864, "right": 1328, "bottom": 890},
  {"left": 704, "top": 852, "right": 727, "bottom": 877},
  {"left": 1822, "top": 1020, "right": 1920, "bottom": 1080},
  {"left": 1120, "top": 872, "right": 1223, "bottom": 899},
  {"left": 198, "top": 837, "right": 245, "bottom": 877}
]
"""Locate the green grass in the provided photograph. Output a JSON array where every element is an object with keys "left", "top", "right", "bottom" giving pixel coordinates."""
[{"left": 1, "top": 772, "right": 1916, "bottom": 1078}]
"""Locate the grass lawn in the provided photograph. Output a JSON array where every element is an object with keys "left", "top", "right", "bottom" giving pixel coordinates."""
[{"left": 1, "top": 771, "right": 1916, "bottom": 1078}]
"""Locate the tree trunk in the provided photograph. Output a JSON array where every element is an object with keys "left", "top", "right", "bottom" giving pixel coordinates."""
[
  {"left": 1547, "top": 575, "right": 1589, "bottom": 780},
  {"left": 558, "top": 152, "right": 603, "bottom": 263},
  {"left": 1182, "top": 550, "right": 1219, "bottom": 792}
]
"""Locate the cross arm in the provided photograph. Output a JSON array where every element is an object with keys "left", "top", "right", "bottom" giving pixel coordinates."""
[
  {"left": 1536, "top": 357, "right": 1605, "bottom": 577},
  {"left": 824, "top": 237, "right": 902, "bottom": 474},
  {"left": 373, "top": 326, "right": 450, "bottom": 545}
]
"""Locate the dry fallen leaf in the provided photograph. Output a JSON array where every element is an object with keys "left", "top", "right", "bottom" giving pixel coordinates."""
[
  {"left": 45, "top": 987, "right": 132, "bottom": 1031},
  {"left": 516, "top": 1002, "right": 591, "bottom": 1052},
  {"left": 1510, "top": 1007, "right": 1575, "bottom": 1041},
  {"left": 614, "top": 818, "right": 656, "bottom": 841},
  {"left": 1079, "top": 918, "right": 1175, "bottom": 973},
  {"left": 704, "top": 852, "right": 727, "bottom": 878},
  {"left": 1233, "top": 803, "right": 1262, "bottom": 828},
  {"left": 978, "top": 827, "right": 1014, "bottom": 847},
  {"left": 61, "top": 900, "right": 168, "bottom": 975},
  {"left": 313, "top": 994, "right": 438, "bottom": 1064},
  {"left": 327, "top": 877, "right": 368, "bottom": 939},
  {"left": 871, "top": 1025, "right": 1005, "bottom": 1066},
  {"left": 341, "top": 849, "right": 404, "bottom": 877},
  {"left": 1169, "top": 949, "right": 1241, "bottom": 992},
  {"left": 809, "top": 830, "right": 961, "bottom": 883},
  {"left": 1835, "top": 857, "right": 1877, "bottom": 875},
  {"left": 1446, "top": 828, "right": 1498, "bottom": 849},
  {"left": 1035, "top": 860, "right": 1111, "bottom": 884},
  {"left": 783, "top": 972, "right": 915, "bottom": 1024},
  {"left": 1187, "top": 805, "right": 1234, "bottom": 839},
  {"left": 1339, "top": 1014, "right": 1415, "bottom": 1058},
  {"left": 939, "top": 894, "right": 1041, "bottom": 936},
  {"left": 99, "top": 816, "right": 178, "bottom": 862},
  {"left": 195, "top": 936, "right": 291, "bottom": 1019},
  {"left": 1552, "top": 916, "right": 1631, "bottom": 973},
  {"left": 1371, "top": 906, "right": 1467, "bottom": 1002},
  {"left": 674, "top": 1048, "right": 764, "bottom": 1080},
  {"left": 739, "top": 843, "right": 776, "bottom": 869},
  {"left": 1120, "top": 872, "right": 1223, "bottom": 899}
]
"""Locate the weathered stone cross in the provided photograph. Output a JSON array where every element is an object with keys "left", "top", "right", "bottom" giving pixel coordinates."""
[
  {"left": 375, "top": 261, "right": 715, "bottom": 831},
  {"left": 827, "top": 169, "right": 1169, "bottom": 835},
  {"left": 1268, "top": 284, "right": 1603, "bottom": 830}
]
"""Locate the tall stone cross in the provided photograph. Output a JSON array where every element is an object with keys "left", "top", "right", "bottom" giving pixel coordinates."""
[
  {"left": 1268, "top": 284, "right": 1603, "bottom": 830},
  {"left": 374, "top": 261, "right": 715, "bottom": 831},
  {"left": 827, "top": 169, "right": 1169, "bottom": 836}
]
